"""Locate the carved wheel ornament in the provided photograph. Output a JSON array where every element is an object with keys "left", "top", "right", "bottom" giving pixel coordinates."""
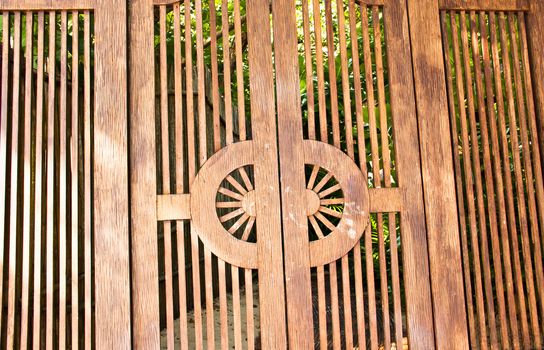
[{"left": 190, "top": 140, "right": 369, "bottom": 269}]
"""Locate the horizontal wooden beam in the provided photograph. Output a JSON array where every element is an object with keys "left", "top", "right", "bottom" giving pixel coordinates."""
[
  {"left": 369, "top": 187, "right": 404, "bottom": 213},
  {"left": 157, "top": 194, "right": 191, "bottom": 221},
  {"left": 0, "top": 0, "right": 94, "bottom": 11},
  {"left": 438, "top": 0, "right": 529, "bottom": 11}
]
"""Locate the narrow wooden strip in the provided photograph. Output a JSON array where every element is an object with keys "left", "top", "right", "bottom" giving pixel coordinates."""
[
  {"left": 220, "top": 208, "right": 245, "bottom": 223},
  {"left": 240, "top": 216, "right": 255, "bottom": 241},
  {"left": 0, "top": 11, "right": 9, "bottom": 340},
  {"left": 218, "top": 187, "right": 244, "bottom": 201},
  {"left": 226, "top": 175, "right": 248, "bottom": 195},
  {"left": 71, "top": 11, "right": 80, "bottom": 349},
  {"left": 312, "top": 0, "right": 328, "bottom": 142},
  {"left": 362, "top": 4, "right": 381, "bottom": 192},
  {"left": 438, "top": 0, "right": 529, "bottom": 11},
  {"left": 377, "top": 214, "right": 391, "bottom": 349},
  {"left": 218, "top": 260, "right": 229, "bottom": 350},
  {"left": 191, "top": 230, "right": 204, "bottom": 349},
  {"left": 19, "top": 12, "right": 34, "bottom": 349},
  {"left": 454, "top": 11, "right": 489, "bottom": 347},
  {"left": 320, "top": 198, "right": 345, "bottom": 206},
  {"left": 157, "top": 194, "right": 191, "bottom": 221},
  {"left": 365, "top": 222, "right": 378, "bottom": 349},
  {"left": 499, "top": 12, "right": 533, "bottom": 347},
  {"left": 32, "top": 12, "right": 45, "bottom": 349},
  {"left": 172, "top": 5, "right": 189, "bottom": 348},
  {"left": 228, "top": 213, "right": 250, "bottom": 234},
  {"left": 341, "top": 255, "right": 353, "bottom": 349},
  {"left": 0, "top": 0, "right": 95, "bottom": 10},
  {"left": 216, "top": 201, "right": 242, "bottom": 209},
  {"left": 302, "top": 0, "right": 315, "bottom": 139},
  {"left": 210, "top": 0, "right": 221, "bottom": 150},
  {"left": 221, "top": 0, "right": 234, "bottom": 145},
  {"left": 329, "top": 263, "right": 341, "bottom": 350},
  {"left": 314, "top": 212, "right": 337, "bottom": 232},
  {"left": 325, "top": 0, "right": 340, "bottom": 146},
  {"left": 518, "top": 13, "right": 544, "bottom": 324},
  {"left": 196, "top": 0, "right": 207, "bottom": 166},
  {"left": 309, "top": 215, "right": 325, "bottom": 239},
  {"left": 318, "top": 206, "right": 342, "bottom": 219},
  {"left": 83, "top": 13, "right": 92, "bottom": 349},
  {"left": 337, "top": 0, "right": 353, "bottom": 157},
  {"left": 352, "top": 241, "right": 366, "bottom": 349},
  {"left": 59, "top": 13, "right": 69, "bottom": 349},
  {"left": 159, "top": 8, "right": 176, "bottom": 349},
  {"left": 317, "top": 266, "right": 327, "bottom": 350},
  {"left": 238, "top": 167, "right": 253, "bottom": 190},
  {"left": 313, "top": 173, "right": 333, "bottom": 193},
  {"left": 232, "top": 266, "right": 243, "bottom": 350},
  {"left": 6, "top": 12, "right": 21, "bottom": 349},
  {"left": 486, "top": 12, "right": 520, "bottom": 347},
  {"left": 233, "top": 0, "right": 246, "bottom": 139},
  {"left": 46, "top": 13, "right": 56, "bottom": 349},
  {"left": 507, "top": 13, "right": 543, "bottom": 346},
  {"left": 204, "top": 248, "right": 215, "bottom": 350},
  {"left": 388, "top": 213, "right": 403, "bottom": 348},
  {"left": 318, "top": 183, "right": 341, "bottom": 199},
  {"left": 185, "top": 0, "right": 196, "bottom": 183},
  {"left": 440, "top": 11, "right": 477, "bottom": 347},
  {"left": 349, "top": 0, "right": 367, "bottom": 173},
  {"left": 307, "top": 165, "right": 320, "bottom": 190},
  {"left": 245, "top": 270, "right": 255, "bottom": 350}
]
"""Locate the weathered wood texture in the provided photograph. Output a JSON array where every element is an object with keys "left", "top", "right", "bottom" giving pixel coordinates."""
[
  {"left": 441, "top": 9, "right": 544, "bottom": 349},
  {"left": 0, "top": 10, "right": 96, "bottom": 349},
  {"left": 405, "top": 0, "right": 470, "bottom": 348}
]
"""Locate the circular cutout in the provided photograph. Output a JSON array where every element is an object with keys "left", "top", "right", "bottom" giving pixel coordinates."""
[{"left": 215, "top": 165, "right": 257, "bottom": 242}]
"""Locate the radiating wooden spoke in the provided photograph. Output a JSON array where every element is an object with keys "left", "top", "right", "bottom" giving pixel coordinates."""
[
  {"left": 241, "top": 216, "right": 256, "bottom": 241},
  {"left": 216, "top": 201, "right": 243, "bottom": 208},
  {"left": 226, "top": 174, "right": 248, "bottom": 195},
  {"left": 218, "top": 187, "right": 244, "bottom": 201},
  {"left": 220, "top": 207, "right": 245, "bottom": 223},
  {"left": 313, "top": 172, "right": 333, "bottom": 193},
  {"left": 319, "top": 206, "right": 343, "bottom": 219},
  {"left": 319, "top": 183, "right": 342, "bottom": 199},
  {"left": 307, "top": 165, "right": 320, "bottom": 189},
  {"left": 238, "top": 167, "right": 254, "bottom": 191},
  {"left": 320, "top": 198, "right": 345, "bottom": 205},
  {"left": 228, "top": 213, "right": 250, "bottom": 234},
  {"left": 314, "top": 212, "right": 337, "bottom": 232},
  {"left": 308, "top": 215, "right": 325, "bottom": 239}
]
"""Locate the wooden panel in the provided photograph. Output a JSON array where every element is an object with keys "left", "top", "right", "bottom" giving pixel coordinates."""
[
  {"left": 93, "top": 0, "right": 131, "bottom": 348},
  {"left": 441, "top": 9, "right": 544, "bottom": 349},
  {"left": 438, "top": 0, "right": 529, "bottom": 11},
  {"left": 405, "top": 0, "right": 470, "bottom": 348},
  {"left": 0, "top": 0, "right": 95, "bottom": 10}
]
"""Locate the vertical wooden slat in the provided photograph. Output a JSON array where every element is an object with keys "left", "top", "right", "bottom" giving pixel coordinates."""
[
  {"left": 46, "top": 12, "right": 56, "bottom": 350},
  {"left": 440, "top": 12, "right": 477, "bottom": 347},
  {"left": 32, "top": 12, "right": 45, "bottom": 349},
  {"left": 485, "top": 12, "right": 520, "bottom": 347},
  {"left": 233, "top": 0, "right": 246, "bottom": 140},
  {"left": 498, "top": 13, "right": 539, "bottom": 347},
  {"left": 301, "top": 0, "right": 315, "bottom": 140},
  {"left": 71, "top": 11, "right": 80, "bottom": 349},
  {"left": 450, "top": 12, "right": 488, "bottom": 348},
  {"left": 130, "top": 0, "right": 161, "bottom": 345},
  {"left": 405, "top": 0, "right": 469, "bottom": 347},
  {"left": 360, "top": 6, "right": 378, "bottom": 348},
  {"left": 372, "top": 8, "right": 391, "bottom": 349},
  {"left": 20, "top": 12, "right": 34, "bottom": 349},
  {"left": 6, "top": 12, "right": 21, "bottom": 349},
  {"left": 83, "top": 12, "right": 93, "bottom": 350},
  {"left": 526, "top": 1, "right": 544, "bottom": 167},
  {"left": 325, "top": 0, "right": 340, "bottom": 146},
  {"left": 159, "top": 6, "right": 175, "bottom": 349},
  {"left": 93, "top": 0, "right": 131, "bottom": 345},
  {"left": 172, "top": 3, "right": 189, "bottom": 349},
  {"left": 246, "top": 0, "right": 288, "bottom": 346},
  {"left": 0, "top": 11, "right": 9, "bottom": 340},
  {"left": 59, "top": 12, "right": 68, "bottom": 349},
  {"left": 221, "top": 0, "right": 233, "bottom": 145},
  {"left": 508, "top": 13, "right": 543, "bottom": 347},
  {"left": 472, "top": 11, "right": 509, "bottom": 347},
  {"left": 312, "top": 0, "right": 327, "bottom": 143},
  {"left": 245, "top": 269, "right": 255, "bottom": 350},
  {"left": 210, "top": 0, "right": 221, "bottom": 149},
  {"left": 337, "top": 0, "right": 353, "bottom": 158}
]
